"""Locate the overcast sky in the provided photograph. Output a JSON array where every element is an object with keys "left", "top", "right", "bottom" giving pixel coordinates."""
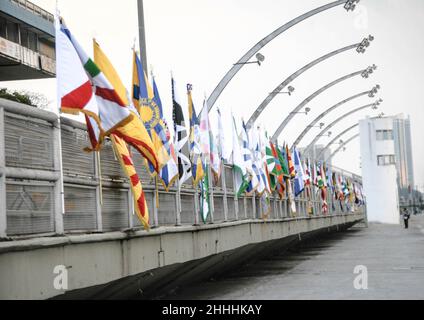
[{"left": 3, "top": 0, "right": 424, "bottom": 188}]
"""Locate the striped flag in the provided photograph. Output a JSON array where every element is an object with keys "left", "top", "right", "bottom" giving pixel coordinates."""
[
  {"left": 286, "top": 144, "right": 296, "bottom": 179},
  {"left": 111, "top": 134, "right": 150, "bottom": 230}
]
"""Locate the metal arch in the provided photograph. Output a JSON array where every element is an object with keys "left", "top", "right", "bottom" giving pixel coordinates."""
[
  {"left": 207, "top": 0, "right": 347, "bottom": 112},
  {"left": 246, "top": 42, "right": 359, "bottom": 129},
  {"left": 325, "top": 134, "right": 359, "bottom": 162},
  {"left": 315, "top": 123, "right": 359, "bottom": 159},
  {"left": 303, "top": 102, "right": 374, "bottom": 154},
  {"left": 271, "top": 68, "right": 365, "bottom": 141},
  {"left": 292, "top": 90, "right": 370, "bottom": 148}
]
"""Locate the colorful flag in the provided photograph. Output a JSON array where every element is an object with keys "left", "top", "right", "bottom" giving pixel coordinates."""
[
  {"left": 231, "top": 116, "right": 250, "bottom": 197},
  {"left": 242, "top": 122, "right": 258, "bottom": 195},
  {"left": 55, "top": 17, "right": 100, "bottom": 151},
  {"left": 172, "top": 78, "right": 191, "bottom": 185},
  {"left": 132, "top": 51, "right": 170, "bottom": 175},
  {"left": 270, "top": 141, "right": 286, "bottom": 198},
  {"left": 217, "top": 108, "right": 231, "bottom": 163},
  {"left": 92, "top": 40, "right": 159, "bottom": 172},
  {"left": 158, "top": 119, "right": 179, "bottom": 191},
  {"left": 111, "top": 134, "right": 150, "bottom": 229},
  {"left": 293, "top": 147, "right": 305, "bottom": 197},
  {"left": 286, "top": 144, "right": 296, "bottom": 179},
  {"left": 200, "top": 163, "right": 211, "bottom": 223},
  {"left": 188, "top": 85, "right": 205, "bottom": 186}
]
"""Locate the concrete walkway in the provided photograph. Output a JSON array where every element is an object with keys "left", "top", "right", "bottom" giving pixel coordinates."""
[{"left": 168, "top": 214, "right": 424, "bottom": 300}]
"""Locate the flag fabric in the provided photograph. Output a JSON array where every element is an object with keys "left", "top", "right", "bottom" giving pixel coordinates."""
[
  {"left": 265, "top": 141, "right": 278, "bottom": 191},
  {"left": 200, "top": 163, "right": 211, "bottom": 223},
  {"left": 217, "top": 108, "right": 231, "bottom": 163},
  {"left": 231, "top": 116, "right": 250, "bottom": 197},
  {"left": 91, "top": 40, "right": 159, "bottom": 173},
  {"left": 158, "top": 119, "right": 179, "bottom": 191},
  {"left": 293, "top": 147, "right": 305, "bottom": 197},
  {"left": 188, "top": 85, "right": 205, "bottom": 186},
  {"left": 111, "top": 134, "right": 150, "bottom": 229},
  {"left": 241, "top": 122, "right": 259, "bottom": 195},
  {"left": 205, "top": 103, "right": 222, "bottom": 184},
  {"left": 270, "top": 141, "right": 286, "bottom": 199},
  {"left": 286, "top": 144, "right": 296, "bottom": 179},
  {"left": 132, "top": 51, "right": 170, "bottom": 175},
  {"left": 172, "top": 78, "right": 191, "bottom": 185},
  {"left": 55, "top": 17, "right": 101, "bottom": 151}
]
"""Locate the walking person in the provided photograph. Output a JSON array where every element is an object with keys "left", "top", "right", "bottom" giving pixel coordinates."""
[{"left": 402, "top": 207, "right": 411, "bottom": 229}]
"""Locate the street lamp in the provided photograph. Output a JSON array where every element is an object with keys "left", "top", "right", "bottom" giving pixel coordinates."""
[
  {"left": 303, "top": 99, "right": 382, "bottom": 155},
  {"left": 270, "top": 86, "right": 295, "bottom": 96},
  {"left": 357, "top": 35, "right": 375, "bottom": 54},
  {"left": 271, "top": 67, "right": 372, "bottom": 142},
  {"left": 247, "top": 37, "right": 374, "bottom": 128},
  {"left": 290, "top": 107, "right": 311, "bottom": 115},
  {"left": 234, "top": 53, "right": 266, "bottom": 66},
  {"left": 362, "top": 64, "right": 378, "bottom": 78},
  {"left": 344, "top": 0, "right": 360, "bottom": 12},
  {"left": 317, "top": 131, "right": 332, "bottom": 138},
  {"left": 369, "top": 85, "right": 381, "bottom": 98},
  {"left": 207, "top": 0, "right": 360, "bottom": 111},
  {"left": 307, "top": 122, "right": 326, "bottom": 129}
]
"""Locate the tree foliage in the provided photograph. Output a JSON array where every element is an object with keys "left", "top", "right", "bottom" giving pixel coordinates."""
[{"left": 0, "top": 88, "right": 51, "bottom": 110}]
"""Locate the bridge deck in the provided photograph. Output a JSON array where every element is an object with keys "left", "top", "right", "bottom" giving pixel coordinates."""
[{"left": 167, "top": 214, "right": 424, "bottom": 300}]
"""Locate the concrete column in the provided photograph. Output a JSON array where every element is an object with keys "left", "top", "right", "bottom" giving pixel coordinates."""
[
  {"left": 0, "top": 107, "right": 6, "bottom": 238},
  {"left": 252, "top": 196, "right": 256, "bottom": 219},
  {"left": 53, "top": 119, "right": 64, "bottom": 235}
]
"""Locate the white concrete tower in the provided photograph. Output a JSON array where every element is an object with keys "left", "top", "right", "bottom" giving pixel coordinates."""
[{"left": 359, "top": 116, "right": 400, "bottom": 224}]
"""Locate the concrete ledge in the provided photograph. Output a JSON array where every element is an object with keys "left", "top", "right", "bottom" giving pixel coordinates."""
[{"left": 0, "top": 213, "right": 364, "bottom": 300}]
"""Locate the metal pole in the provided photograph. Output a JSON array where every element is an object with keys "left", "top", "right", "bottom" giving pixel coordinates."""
[
  {"left": 292, "top": 91, "right": 371, "bottom": 148},
  {"left": 0, "top": 107, "right": 6, "bottom": 238},
  {"left": 53, "top": 118, "right": 65, "bottom": 235},
  {"left": 94, "top": 151, "right": 103, "bottom": 232},
  {"left": 233, "top": 170, "right": 239, "bottom": 220},
  {"left": 221, "top": 164, "right": 229, "bottom": 221},
  {"left": 304, "top": 103, "right": 375, "bottom": 155},
  {"left": 247, "top": 42, "right": 359, "bottom": 128},
  {"left": 207, "top": 0, "right": 349, "bottom": 111},
  {"left": 137, "top": 0, "right": 148, "bottom": 75},
  {"left": 272, "top": 69, "right": 365, "bottom": 141}
]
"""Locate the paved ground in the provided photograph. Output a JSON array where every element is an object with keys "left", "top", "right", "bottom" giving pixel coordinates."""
[{"left": 167, "top": 214, "right": 424, "bottom": 300}]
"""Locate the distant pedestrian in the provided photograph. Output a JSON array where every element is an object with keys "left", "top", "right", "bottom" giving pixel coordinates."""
[{"left": 402, "top": 208, "right": 411, "bottom": 229}]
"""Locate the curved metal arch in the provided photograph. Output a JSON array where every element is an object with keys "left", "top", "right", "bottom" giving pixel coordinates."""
[
  {"left": 271, "top": 68, "right": 365, "bottom": 141},
  {"left": 207, "top": 0, "right": 348, "bottom": 111},
  {"left": 246, "top": 42, "right": 360, "bottom": 128},
  {"left": 315, "top": 123, "right": 359, "bottom": 160},
  {"left": 292, "top": 90, "right": 370, "bottom": 148},
  {"left": 304, "top": 102, "right": 375, "bottom": 154},
  {"left": 325, "top": 134, "right": 359, "bottom": 162}
]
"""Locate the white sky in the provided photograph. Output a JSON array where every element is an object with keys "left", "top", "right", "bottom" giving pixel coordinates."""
[{"left": 2, "top": 0, "right": 424, "bottom": 188}]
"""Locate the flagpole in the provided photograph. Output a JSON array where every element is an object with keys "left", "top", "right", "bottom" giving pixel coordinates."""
[
  {"left": 154, "top": 176, "right": 160, "bottom": 227},
  {"left": 232, "top": 170, "right": 239, "bottom": 221},
  {"left": 176, "top": 179, "right": 182, "bottom": 226}
]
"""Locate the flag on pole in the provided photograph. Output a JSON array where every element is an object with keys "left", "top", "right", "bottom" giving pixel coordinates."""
[
  {"left": 293, "top": 147, "right": 305, "bottom": 197},
  {"left": 132, "top": 51, "right": 170, "bottom": 175},
  {"left": 286, "top": 144, "right": 296, "bottom": 179},
  {"left": 55, "top": 17, "right": 101, "bottom": 151},
  {"left": 200, "top": 163, "right": 211, "bottom": 223},
  {"left": 188, "top": 85, "right": 205, "bottom": 186},
  {"left": 265, "top": 140, "right": 278, "bottom": 191},
  {"left": 172, "top": 78, "right": 191, "bottom": 185},
  {"left": 92, "top": 40, "right": 159, "bottom": 172},
  {"left": 270, "top": 141, "right": 286, "bottom": 198},
  {"left": 217, "top": 108, "right": 231, "bottom": 163},
  {"left": 111, "top": 134, "right": 150, "bottom": 229},
  {"left": 242, "top": 122, "right": 259, "bottom": 195},
  {"left": 158, "top": 119, "right": 179, "bottom": 191},
  {"left": 200, "top": 99, "right": 221, "bottom": 182},
  {"left": 231, "top": 116, "right": 250, "bottom": 197}
]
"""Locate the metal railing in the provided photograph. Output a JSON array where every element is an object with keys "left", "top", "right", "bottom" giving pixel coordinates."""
[{"left": 0, "top": 98, "right": 364, "bottom": 239}]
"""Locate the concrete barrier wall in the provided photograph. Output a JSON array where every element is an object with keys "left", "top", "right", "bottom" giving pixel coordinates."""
[{"left": 0, "top": 213, "right": 364, "bottom": 300}]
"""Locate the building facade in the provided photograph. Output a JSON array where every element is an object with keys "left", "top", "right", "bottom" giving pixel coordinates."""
[{"left": 0, "top": 0, "right": 55, "bottom": 81}]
